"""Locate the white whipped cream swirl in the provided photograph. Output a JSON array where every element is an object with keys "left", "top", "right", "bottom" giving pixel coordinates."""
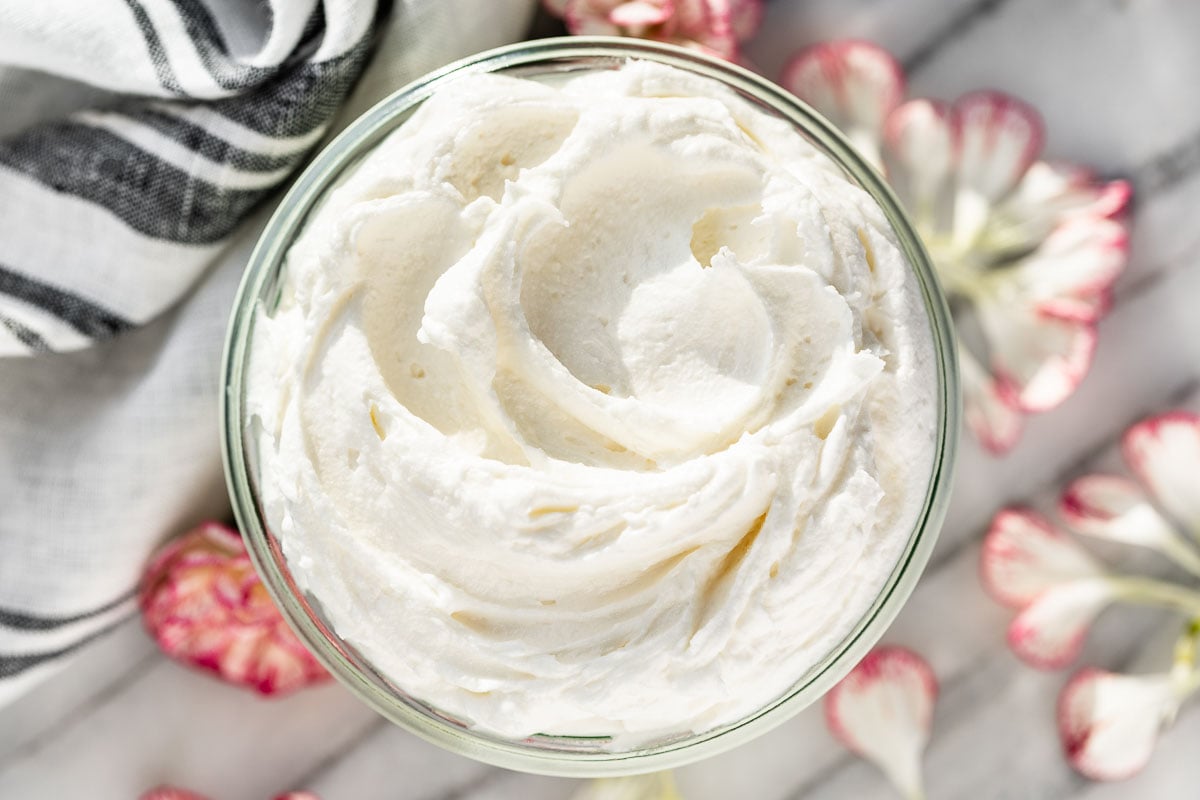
[{"left": 249, "top": 61, "right": 938, "bottom": 744}]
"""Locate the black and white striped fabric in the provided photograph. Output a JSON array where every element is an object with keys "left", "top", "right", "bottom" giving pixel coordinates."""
[
  {"left": 0, "top": 0, "right": 539, "bottom": 708},
  {"left": 0, "top": 0, "right": 385, "bottom": 354}
]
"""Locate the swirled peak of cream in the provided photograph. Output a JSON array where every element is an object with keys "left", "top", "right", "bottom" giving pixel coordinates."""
[{"left": 248, "top": 60, "right": 939, "bottom": 745}]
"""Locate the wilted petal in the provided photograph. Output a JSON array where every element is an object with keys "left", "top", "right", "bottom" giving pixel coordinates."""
[
  {"left": 986, "top": 162, "right": 1131, "bottom": 255},
  {"left": 139, "top": 522, "right": 329, "bottom": 696},
  {"left": 1123, "top": 411, "right": 1200, "bottom": 539},
  {"left": 1060, "top": 474, "right": 1200, "bottom": 574},
  {"left": 1058, "top": 668, "right": 1177, "bottom": 781},
  {"left": 883, "top": 98, "right": 954, "bottom": 231},
  {"left": 1007, "top": 579, "right": 1115, "bottom": 669},
  {"left": 570, "top": 772, "right": 680, "bottom": 799},
  {"left": 980, "top": 508, "right": 1105, "bottom": 608},
  {"left": 976, "top": 295, "right": 1097, "bottom": 413},
  {"left": 782, "top": 40, "right": 906, "bottom": 168},
  {"left": 951, "top": 91, "right": 1043, "bottom": 250},
  {"left": 960, "top": 345, "right": 1024, "bottom": 455},
  {"left": 824, "top": 646, "right": 936, "bottom": 800}
]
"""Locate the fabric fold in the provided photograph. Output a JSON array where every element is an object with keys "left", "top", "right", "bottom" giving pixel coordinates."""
[{"left": 0, "top": 0, "right": 386, "bottom": 356}]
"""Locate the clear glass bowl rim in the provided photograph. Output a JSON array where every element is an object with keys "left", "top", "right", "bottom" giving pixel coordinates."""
[{"left": 220, "top": 35, "right": 961, "bottom": 778}]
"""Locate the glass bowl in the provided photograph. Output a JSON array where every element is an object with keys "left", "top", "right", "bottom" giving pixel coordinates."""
[{"left": 221, "top": 36, "right": 959, "bottom": 778}]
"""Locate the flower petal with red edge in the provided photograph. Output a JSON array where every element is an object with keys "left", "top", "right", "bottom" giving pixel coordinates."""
[
  {"left": 1010, "top": 163, "right": 1131, "bottom": 221},
  {"left": 1007, "top": 578, "right": 1115, "bottom": 669},
  {"left": 883, "top": 99, "right": 954, "bottom": 230},
  {"left": 980, "top": 508, "right": 1105, "bottom": 608},
  {"left": 139, "top": 789, "right": 209, "bottom": 800},
  {"left": 1123, "top": 411, "right": 1200, "bottom": 538},
  {"left": 139, "top": 522, "right": 329, "bottom": 696},
  {"left": 664, "top": 0, "right": 737, "bottom": 60},
  {"left": 950, "top": 92, "right": 1043, "bottom": 250},
  {"left": 1058, "top": 668, "right": 1177, "bottom": 781},
  {"left": 1060, "top": 475, "right": 1165, "bottom": 542},
  {"left": 782, "top": 40, "right": 905, "bottom": 168},
  {"left": 1006, "top": 217, "right": 1129, "bottom": 324},
  {"left": 142, "top": 522, "right": 243, "bottom": 583},
  {"left": 824, "top": 646, "right": 936, "bottom": 800},
  {"left": 960, "top": 342, "right": 1024, "bottom": 454},
  {"left": 987, "top": 162, "right": 1131, "bottom": 255},
  {"left": 952, "top": 91, "right": 1044, "bottom": 203},
  {"left": 608, "top": 0, "right": 674, "bottom": 28},
  {"left": 1060, "top": 475, "right": 1200, "bottom": 575},
  {"left": 275, "top": 794, "right": 321, "bottom": 800},
  {"left": 976, "top": 292, "right": 1097, "bottom": 412}
]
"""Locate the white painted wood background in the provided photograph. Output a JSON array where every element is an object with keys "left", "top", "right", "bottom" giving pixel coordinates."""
[{"left": 4, "top": 0, "right": 1200, "bottom": 797}]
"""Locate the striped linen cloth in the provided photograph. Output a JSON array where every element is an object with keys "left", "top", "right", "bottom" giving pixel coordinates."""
[
  {"left": 0, "top": 0, "right": 537, "bottom": 704},
  {"left": 0, "top": 0, "right": 383, "bottom": 355}
]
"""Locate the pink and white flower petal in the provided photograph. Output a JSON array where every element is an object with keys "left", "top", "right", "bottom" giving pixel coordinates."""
[
  {"left": 782, "top": 40, "right": 906, "bottom": 168},
  {"left": 976, "top": 295, "right": 1098, "bottom": 412},
  {"left": 952, "top": 91, "right": 1044, "bottom": 202},
  {"left": 658, "top": 0, "right": 737, "bottom": 60},
  {"left": 1060, "top": 474, "right": 1200, "bottom": 574},
  {"left": 728, "top": 0, "right": 764, "bottom": 41},
  {"left": 1007, "top": 163, "right": 1131, "bottom": 222},
  {"left": 139, "top": 522, "right": 329, "bottom": 696},
  {"left": 1061, "top": 474, "right": 1167, "bottom": 540},
  {"left": 987, "top": 162, "right": 1131, "bottom": 254},
  {"left": 1058, "top": 668, "right": 1178, "bottom": 781},
  {"left": 143, "top": 521, "right": 244, "bottom": 575},
  {"left": 950, "top": 92, "right": 1044, "bottom": 249},
  {"left": 824, "top": 646, "right": 936, "bottom": 800},
  {"left": 883, "top": 99, "right": 955, "bottom": 230},
  {"left": 981, "top": 508, "right": 1105, "bottom": 608},
  {"left": 1123, "top": 411, "right": 1200, "bottom": 539},
  {"left": 1003, "top": 217, "right": 1128, "bottom": 324},
  {"left": 960, "top": 345, "right": 1024, "bottom": 454},
  {"left": 1007, "top": 578, "right": 1115, "bottom": 669},
  {"left": 275, "top": 794, "right": 321, "bottom": 800},
  {"left": 608, "top": 0, "right": 674, "bottom": 28}
]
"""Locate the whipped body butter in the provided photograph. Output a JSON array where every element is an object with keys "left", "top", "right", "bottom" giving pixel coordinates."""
[{"left": 247, "top": 59, "right": 939, "bottom": 745}]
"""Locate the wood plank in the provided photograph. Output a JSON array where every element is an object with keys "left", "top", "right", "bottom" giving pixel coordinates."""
[
  {"left": 0, "top": 618, "right": 153, "bottom": 765},
  {"left": 0, "top": 655, "right": 379, "bottom": 799}
]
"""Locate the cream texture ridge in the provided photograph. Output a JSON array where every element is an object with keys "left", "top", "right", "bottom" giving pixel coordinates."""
[{"left": 248, "top": 61, "right": 938, "bottom": 744}]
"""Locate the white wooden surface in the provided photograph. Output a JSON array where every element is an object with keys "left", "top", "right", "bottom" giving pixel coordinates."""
[{"left": 4, "top": 0, "right": 1200, "bottom": 797}]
